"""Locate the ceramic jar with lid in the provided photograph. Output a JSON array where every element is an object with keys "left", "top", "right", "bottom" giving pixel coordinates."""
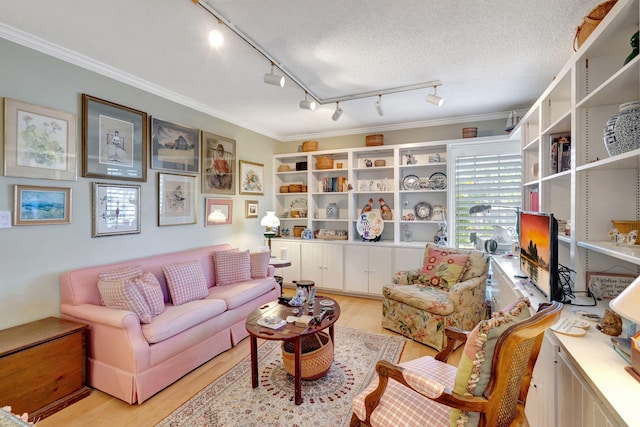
[{"left": 604, "top": 101, "right": 640, "bottom": 156}]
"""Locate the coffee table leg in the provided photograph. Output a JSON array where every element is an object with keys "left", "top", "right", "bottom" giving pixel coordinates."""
[
  {"left": 294, "top": 336, "right": 303, "bottom": 405},
  {"left": 250, "top": 335, "right": 258, "bottom": 389}
]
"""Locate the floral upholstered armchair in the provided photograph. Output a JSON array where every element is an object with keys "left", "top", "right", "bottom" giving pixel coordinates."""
[{"left": 382, "top": 243, "right": 489, "bottom": 350}]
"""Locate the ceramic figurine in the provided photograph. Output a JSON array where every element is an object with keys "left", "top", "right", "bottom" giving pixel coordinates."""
[
  {"left": 361, "top": 198, "right": 373, "bottom": 214},
  {"left": 597, "top": 309, "right": 623, "bottom": 336},
  {"left": 379, "top": 198, "right": 393, "bottom": 220},
  {"left": 405, "top": 153, "right": 417, "bottom": 165}
]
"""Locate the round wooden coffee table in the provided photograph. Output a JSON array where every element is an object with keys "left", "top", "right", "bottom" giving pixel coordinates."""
[{"left": 245, "top": 295, "right": 340, "bottom": 405}]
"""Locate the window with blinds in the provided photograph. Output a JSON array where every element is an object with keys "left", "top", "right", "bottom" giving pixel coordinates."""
[{"left": 452, "top": 145, "right": 521, "bottom": 249}]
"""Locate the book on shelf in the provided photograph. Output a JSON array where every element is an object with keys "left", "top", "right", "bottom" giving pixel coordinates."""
[{"left": 550, "top": 133, "right": 571, "bottom": 174}]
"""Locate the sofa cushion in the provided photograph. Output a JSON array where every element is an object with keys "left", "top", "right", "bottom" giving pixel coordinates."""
[
  {"left": 383, "top": 284, "right": 454, "bottom": 315},
  {"left": 135, "top": 272, "right": 165, "bottom": 316},
  {"left": 420, "top": 246, "right": 469, "bottom": 289},
  {"left": 213, "top": 249, "right": 252, "bottom": 285},
  {"left": 97, "top": 265, "right": 143, "bottom": 282},
  {"left": 97, "top": 278, "right": 152, "bottom": 324},
  {"left": 141, "top": 298, "right": 227, "bottom": 343},
  {"left": 460, "top": 250, "right": 488, "bottom": 282},
  {"left": 207, "top": 277, "right": 276, "bottom": 310},
  {"left": 450, "top": 297, "right": 531, "bottom": 426},
  {"left": 162, "top": 260, "right": 209, "bottom": 305},
  {"left": 250, "top": 251, "right": 271, "bottom": 278}
]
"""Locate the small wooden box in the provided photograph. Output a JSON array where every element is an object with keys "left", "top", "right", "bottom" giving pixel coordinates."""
[{"left": 0, "top": 317, "right": 90, "bottom": 421}]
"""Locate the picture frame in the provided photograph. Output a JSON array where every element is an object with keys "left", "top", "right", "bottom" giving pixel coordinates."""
[
  {"left": 14, "top": 184, "right": 71, "bottom": 225},
  {"left": 205, "top": 198, "right": 232, "bottom": 226},
  {"left": 4, "top": 98, "right": 77, "bottom": 181},
  {"left": 82, "top": 94, "right": 147, "bottom": 181},
  {"left": 245, "top": 200, "right": 259, "bottom": 218},
  {"left": 92, "top": 182, "right": 141, "bottom": 237},
  {"left": 158, "top": 172, "right": 197, "bottom": 226},
  {"left": 239, "top": 160, "right": 264, "bottom": 195},
  {"left": 202, "top": 131, "right": 235, "bottom": 194},
  {"left": 586, "top": 272, "right": 635, "bottom": 300},
  {"left": 151, "top": 117, "right": 200, "bottom": 173}
]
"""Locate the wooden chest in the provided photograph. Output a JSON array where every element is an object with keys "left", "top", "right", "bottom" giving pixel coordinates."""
[{"left": 0, "top": 317, "right": 91, "bottom": 421}]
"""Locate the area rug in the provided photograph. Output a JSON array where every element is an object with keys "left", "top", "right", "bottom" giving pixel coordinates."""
[{"left": 156, "top": 326, "right": 406, "bottom": 427}]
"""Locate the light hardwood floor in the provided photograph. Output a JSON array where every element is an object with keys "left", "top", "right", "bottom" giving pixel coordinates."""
[{"left": 39, "top": 292, "right": 458, "bottom": 426}]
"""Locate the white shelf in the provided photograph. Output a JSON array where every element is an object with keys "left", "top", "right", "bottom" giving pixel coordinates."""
[{"left": 577, "top": 240, "right": 640, "bottom": 264}]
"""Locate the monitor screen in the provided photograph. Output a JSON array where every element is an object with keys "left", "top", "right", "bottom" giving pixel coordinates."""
[{"left": 519, "top": 211, "right": 562, "bottom": 301}]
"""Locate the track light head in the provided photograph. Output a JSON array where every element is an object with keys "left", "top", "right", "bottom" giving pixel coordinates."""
[
  {"left": 263, "top": 63, "right": 285, "bottom": 87},
  {"left": 299, "top": 93, "right": 316, "bottom": 111},
  {"left": 375, "top": 95, "right": 384, "bottom": 116},
  {"left": 426, "top": 86, "right": 444, "bottom": 107},
  {"left": 332, "top": 103, "right": 343, "bottom": 121}
]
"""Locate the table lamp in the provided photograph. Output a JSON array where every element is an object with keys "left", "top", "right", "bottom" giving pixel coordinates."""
[
  {"left": 260, "top": 211, "right": 280, "bottom": 250},
  {"left": 610, "top": 275, "right": 640, "bottom": 382},
  {"left": 469, "top": 204, "right": 521, "bottom": 236}
]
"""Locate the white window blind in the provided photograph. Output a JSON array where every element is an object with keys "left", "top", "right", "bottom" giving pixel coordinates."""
[{"left": 453, "top": 146, "right": 521, "bottom": 249}]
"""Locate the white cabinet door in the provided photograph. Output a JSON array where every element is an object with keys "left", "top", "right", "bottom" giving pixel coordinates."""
[
  {"left": 300, "top": 243, "right": 343, "bottom": 290},
  {"left": 344, "top": 246, "right": 392, "bottom": 294},
  {"left": 270, "top": 240, "right": 301, "bottom": 285},
  {"left": 367, "top": 247, "right": 393, "bottom": 294},
  {"left": 525, "top": 332, "right": 558, "bottom": 427},
  {"left": 322, "top": 244, "right": 344, "bottom": 290}
]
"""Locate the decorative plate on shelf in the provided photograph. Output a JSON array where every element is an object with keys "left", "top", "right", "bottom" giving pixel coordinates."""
[
  {"left": 402, "top": 174, "right": 420, "bottom": 190},
  {"left": 429, "top": 171, "right": 447, "bottom": 190},
  {"left": 356, "top": 211, "right": 384, "bottom": 240},
  {"left": 414, "top": 202, "right": 432, "bottom": 220}
]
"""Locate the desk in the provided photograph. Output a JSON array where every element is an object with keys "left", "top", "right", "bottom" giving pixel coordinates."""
[{"left": 269, "top": 258, "right": 291, "bottom": 295}]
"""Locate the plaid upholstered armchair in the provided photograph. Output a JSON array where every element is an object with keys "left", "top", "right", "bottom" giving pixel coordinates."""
[
  {"left": 382, "top": 243, "right": 489, "bottom": 350},
  {"left": 353, "top": 300, "right": 562, "bottom": 427}
]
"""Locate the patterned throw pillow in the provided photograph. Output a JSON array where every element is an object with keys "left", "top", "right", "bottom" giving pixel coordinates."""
[
  {"left": 212, "top": 250, "right": 252, "bottom": 285},
  {"left": 250, "top": 251, "right": 271, "bottom": 278},
  {"left": 97, "top": 278, "right": 152, "bottom": 324},
  {"left": 162, "top": 261, "right": 209, "bottom": 305},
  {"left": 450, "top": 298, "right": 532, "bottom": 426},
  {"left": 420, "top": 247, "right": 469, "bottom": 289},
  {"left": 134, "top": 272, "right": 165, "bottom": 316},
  {"left": 97, "top": 265, "right": 143, "bottom": 282}
]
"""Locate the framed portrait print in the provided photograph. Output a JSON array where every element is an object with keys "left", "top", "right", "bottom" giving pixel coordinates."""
[
  {"left": 4, "top": 98, "right": 77, "bottom": 181},
  {"left": 92, "top": 182, "right": 141, "bottom": 237},
  {"left": 202, "top": 131, "right": 235, "bottom": 194},
  {"left": 205, "top": 198, "right": 232, "bottom": 226},
  {"left": 82, "top": 94, "right": 147, "bottom": 181},
  {"left": 158, "top": 173, "right": 197, "bottom": 226},
  {"left": 245, "top": 200, "right": 259, "bottom": 218},
  {"left": 151, "top": 117, "right": 200, "bottom": 173},
  {"left": 14, "top": 184, "right": 71, "bottom": 225},
  {"left": 239, "top": 160, "right": 264, "bottom": 195}
]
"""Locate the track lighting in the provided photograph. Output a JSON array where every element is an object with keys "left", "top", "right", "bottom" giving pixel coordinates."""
[
  {"left": 332, "top": 102, "right": 343, "bottom": 121},
  {"left": 375, "top": 95, "right": 384, "bottom": 116},
  {"left": 263, "top": 63, "right": 285, "bottom": 87},
  {"left": 426, "top": 86, "right": 444, "bottom": 107},
  {"left": 299, "top": 92, "right": 317, "bottom": 111}
]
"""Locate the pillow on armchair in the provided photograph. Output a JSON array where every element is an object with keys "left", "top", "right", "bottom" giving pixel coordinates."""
[{"left": 419, "top": 246, "right": 469, "bottom": 289}]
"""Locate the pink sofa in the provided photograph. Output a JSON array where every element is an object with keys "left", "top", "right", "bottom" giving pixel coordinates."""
[{"left": 59, "top": 244, "right": 278, "bottom": 404}]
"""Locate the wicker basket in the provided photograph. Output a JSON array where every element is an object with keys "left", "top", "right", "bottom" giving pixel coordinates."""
[
  {"left": 302, "top": 140, "right": 318, "bottom": 152},
  {"left": 612, "top": 220, "right": 640, "bottom": 241},
  {"left": 282, "top": 332, "right": 333, "bottom": 380},
  {"left": 288, "top": 184, "right": 303, "bottom": 193},
  {"left": 316, "top": 156, "right": 334, "bottom": 170},
  {"left": 366, "top": 134, "right": 384, "bottom": 146},
  {"left": 462, "top": 127, "right": 478, "bottom": 138},
  {"left": 279, "top": 185, "right": 289, "bottom": 193},
  {"left": 277, "top": 165, "right": 291, "bottom": 172},
  {"left": 574, "top": 0, "right": 618, "bottom": 51}
]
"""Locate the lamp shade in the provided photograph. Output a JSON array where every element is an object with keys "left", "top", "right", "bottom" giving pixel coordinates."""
[
  {"left": 610, "top": 275, "right": 640, "bottom": 324},
  {"left": 260, "top": 211, "right": 280, "bottom": 228}
]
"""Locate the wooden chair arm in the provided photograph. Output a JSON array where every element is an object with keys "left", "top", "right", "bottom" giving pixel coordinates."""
[
  {"left": 360, "top": 359, "right": 487, "bottom": 425},
  {"left": 435, "top": 326, "right": 468, "bottom": 362}
]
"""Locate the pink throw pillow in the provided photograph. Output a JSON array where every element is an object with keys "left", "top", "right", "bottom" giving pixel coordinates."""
[
  {"left": 134, "top": 272, "right": 165, "bottom": 316},
  {"left": 97, "top": 265, "right": 143, "bottom": 282},
  {"left": 250, "top": 251, "right": 271, "bottom": 278},
  {"left": 162, "top": 261, "right": 209, "bottom": 306},
  {"left": 420, "top": 247, "right": 469, "bottom": 289},
  {"left": 98, "top": 278, "right": 152, "bottom": 324},
  {"left": 213, "top": 250, "right": 252, "bottom": 285}
]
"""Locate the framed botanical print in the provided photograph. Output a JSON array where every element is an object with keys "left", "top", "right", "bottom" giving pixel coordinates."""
[
  {"left": 82, "top": 94, "right": 148, "bottom": 181},
  {"left": 14, "top": 185, "right": 71, "bottom": 225},
  {"left": 4, "top": 98, "right": 77, "bottom": 181},
  {"left": 158, "top": 173, "right": 197, "bottom": 226},
  {"left": 151, "top": 117, "right": 200, "bottom": 173},
  {"left": 245, "top": 200, "right": 259, "bottom": 218},
  {"left": 205, "top": 197, "right": 232, "bottom": 226},
  {"left": 202, "top": 131, "right": 235, "bottom": 194},
  {"left": 92, "top": 182, "right": 141, "bottom": 237},
  {"left": 239, "top": 160, "right": 264, "bottom": 195}
]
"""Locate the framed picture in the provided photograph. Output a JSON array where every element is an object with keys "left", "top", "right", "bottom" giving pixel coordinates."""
[
  {"left": 245, "top": 200, "right": 259, "bottom": 218},
  {"left": 151, "top": 117, "right": 200, "bottom": 173},
  {"left": 205, "top": 198, "right": 232, "bottom": 226},
  {"left": 14, "top": 185, "right": 71, "bottom": 225},
  {"left": 586, "top": 272, "right": 635, "bottom": 300},
  {"left": 158, "top": 173, "right": 197, "bottom": 226},
  {"left": 239, "top": 160, "right": 264, "bottom": 195},
  {"left": 82, "top": 94, "right": 147, "bottom": 181},
  {"left": 92, "top": 182, "right": 141, "bottom": 237},
  {"left": 4, "top": 98, "right": 77, "bottom": 181},
  {"left": 202, "top": 131, "right": 235, "bottom": 194}
]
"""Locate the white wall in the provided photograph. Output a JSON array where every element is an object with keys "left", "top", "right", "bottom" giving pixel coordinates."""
[{"left": 0, "top": 39, "right": 277, "bottom": 329}]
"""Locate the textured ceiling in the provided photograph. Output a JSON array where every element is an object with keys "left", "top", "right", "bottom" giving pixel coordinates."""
[{"left": 0, "top": 0, "right": 603, "bottom": 140}]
